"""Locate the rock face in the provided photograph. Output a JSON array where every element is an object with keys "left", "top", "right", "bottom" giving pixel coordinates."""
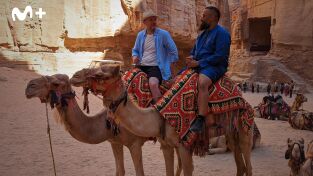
[
  {"left": 1, "top": 0, "right": 312, "bottom": 90},
  {"left": 228, "top": 0, "right": 313, "bottom": 90},
  {"left": 0, "top": 0, "right": 230, "bottom": 71}
]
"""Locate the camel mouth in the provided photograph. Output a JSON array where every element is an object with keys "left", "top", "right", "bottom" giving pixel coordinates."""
[
  {"left": 26, "top": 94, "right": 33, "bottom": 99},
  {"left": 25, "top": 92, "right": 37, "bottom": 99}
]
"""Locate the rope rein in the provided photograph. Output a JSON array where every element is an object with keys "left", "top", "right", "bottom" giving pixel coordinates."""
[{"left": 45, "top": 103, "right": 57, "bottom": 176}]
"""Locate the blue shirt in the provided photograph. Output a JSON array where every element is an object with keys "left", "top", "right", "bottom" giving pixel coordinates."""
[
  {"left": 132, "top": 28, "right": 178, "bottom": 80},
  {"left": 191, "top": 25, "right": 231, "bottom": 71}
]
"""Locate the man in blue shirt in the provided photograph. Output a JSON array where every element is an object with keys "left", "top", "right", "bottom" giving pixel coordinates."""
[
  {"left": 186, "top": 6, "right": 231, "bottom": 133},
  {"left": 132, "top": 10, "right": 178, "bottom": 103}
]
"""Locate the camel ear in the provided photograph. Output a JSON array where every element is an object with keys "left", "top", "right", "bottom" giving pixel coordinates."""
[{"left": 287, "top": 138, "right": 290, "bottom": 144}]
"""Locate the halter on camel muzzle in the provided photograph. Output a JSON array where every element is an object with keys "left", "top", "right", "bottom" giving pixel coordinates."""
[
  {"left": 285, "top": 142, "right": 305, "bottom": 164},
  {"left": 49, "top": 90, "right": 76, "bottom": 109}
]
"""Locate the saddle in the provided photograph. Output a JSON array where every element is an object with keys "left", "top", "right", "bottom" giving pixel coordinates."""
[{"left": 123, "top": 68, "right": 254, "bottom": 155}]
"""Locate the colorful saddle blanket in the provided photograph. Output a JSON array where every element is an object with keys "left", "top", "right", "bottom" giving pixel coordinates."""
[
  {"left": 154, "top": 69, "right": 254, "bottom": 151},
  {"left": 122, "top": 68, "right": 254, "bottom": 153},
  {"left": 122, "top": 68, "right": 170, "bottom": 108}
]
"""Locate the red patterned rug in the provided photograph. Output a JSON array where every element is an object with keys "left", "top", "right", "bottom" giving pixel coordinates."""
[
  {"left": 122, "top": 68, "right": 170, "bottom": 108},
  {"left": 122, "top": 68, "right": 254, "bottom": 155},
  {"left": 154, "top": 69, "right": 254, "bottom": 154}
]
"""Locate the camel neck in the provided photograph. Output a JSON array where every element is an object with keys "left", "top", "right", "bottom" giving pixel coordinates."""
[
  {"left": 114, "top": 95, "right": 162, "bottom": 138},
  {"left": 291, "top": 99, "right": 301, "bottom": 112},
  {"left": 55, "top": 93, "right": 112, "bottom": 144}
]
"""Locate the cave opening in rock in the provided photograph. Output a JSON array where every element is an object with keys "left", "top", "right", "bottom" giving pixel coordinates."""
[{"left": 248, "top": 17, "right": 271, "bottom": 52}]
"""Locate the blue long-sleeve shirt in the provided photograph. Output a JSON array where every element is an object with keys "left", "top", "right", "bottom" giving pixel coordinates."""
[
  {"left": 132, "top": 28, "right": 178, "bottom": 80},
  {"left": 191, "top": 25, "right": 231, "bottom": 70}
]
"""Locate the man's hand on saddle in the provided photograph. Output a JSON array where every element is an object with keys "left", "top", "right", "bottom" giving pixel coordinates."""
[
  {"left": 132, "top": 56, "right": 140, "bottom": 65},
  {"left": 186, "top": 56, "right": 199, "bottom": 68}
]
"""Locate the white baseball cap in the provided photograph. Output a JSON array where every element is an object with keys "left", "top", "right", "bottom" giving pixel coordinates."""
[{"left": 142, "top": 10, "right": 158, "bottom": 21}]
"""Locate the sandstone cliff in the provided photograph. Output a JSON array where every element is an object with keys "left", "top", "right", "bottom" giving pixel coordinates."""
[
  {"left": 228, "top": 0, "right": 313, "bottom": 91},
  {"left": 0, "top": 0, "right": 230, "bottom": 72}
]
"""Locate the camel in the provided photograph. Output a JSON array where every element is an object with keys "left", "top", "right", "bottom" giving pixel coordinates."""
[
  {"left": 291, "top": 94, "right": 308, "bottom": 112},
  {"left": 285, "top": 138, "right": 313, "bottom": 176},
  {"left": 289, "top": 94, "right": 313, "bottom": 131},
  {"left": 25, "top": 74, "right": 148, "bottom": 176},
  {"left": 255, "top": 94, "right": 290, "bottom": 121},
  {"left": 79, "top": 63, "right": 254, "bottom": 176},
  {"left": 285, "top": 138, "right": 306, "bottom": 176},
  {"left": 208, "top": 122, "right": 261, "bottom": 155},
  {"left": 70, "top": 67, "right": 184, "bottom": 176}
]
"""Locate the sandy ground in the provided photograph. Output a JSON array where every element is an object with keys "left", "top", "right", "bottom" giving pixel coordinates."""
[{"left": 0, "top": 66, "right": 313, "bottom": 176}]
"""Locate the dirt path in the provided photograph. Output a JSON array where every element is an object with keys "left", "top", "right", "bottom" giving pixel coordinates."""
[{"left": 0, "top": 67, "right": 312, "bottom": 176}]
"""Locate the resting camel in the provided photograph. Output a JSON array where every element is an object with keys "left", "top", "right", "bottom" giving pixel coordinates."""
[
  {"left": 291, "top": 94, "right": 308, "bottom": 112},
  {"left": 285, "top": 138, "right": 313, "bottom": 176},
  {"left": 255, "top": 95, "right": 290, "bottom": 121},
  {"left": 208, "top": 123, "right": 261, "bottom": 155},
  {"left": 25, "top": 74, "right": 148, "bottom": 176},
  {"left": 289, "top": 94, "right": 313, "bottom": 131},
  {"left": 77, "top": 63, "right": 254, "bottom": 176}
]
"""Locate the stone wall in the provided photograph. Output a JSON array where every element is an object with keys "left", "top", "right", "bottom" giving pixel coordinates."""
[
  {"left": 0, "top": 0, "right": 231, "bottom": 74},
  {"left": 228, "top": 0, "right": 313, "bottom": 88}
]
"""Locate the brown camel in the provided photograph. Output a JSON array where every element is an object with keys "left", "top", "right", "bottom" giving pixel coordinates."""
[
  {"left": 70, "top": 67, "right": 183, "bottom": 176},
  {"left": 25, "top": 74, "right": 148, "bottom": 176},
  {"left": 80, "top": 63, "right": 254, "bottom": 176},
  {"left": 285, "top": 138, "right": 313, "bottom": 176},
  {"left": 289, "top": 94, "right": 313, "bottom": 131},
  {"left": 291, "top": 94, "right": 308, "bottom": 112}
]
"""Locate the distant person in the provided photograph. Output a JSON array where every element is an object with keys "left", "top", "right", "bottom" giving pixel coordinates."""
[
  {"left": 289, "top": 80, "right": 295, "bottom": 98},
  {"left": 284, "top": 83, "right": 290, "bottom": 97},
  {"left": 256, "top": 84, "right": 260, "bottom": 93},
  {"left": 238, "top": 82, "right": 242, "bottom": 91},
  {"left": 274, "top": 81, "right": 279, "bottom": 93},
  {"left": 280, "top": 82, "right": 284, "bottom": 94},
  {"left": 243, "top": 81, "right": 248, "bottom": 93},
  {"left": 251, "top": 82, "right": 255, "bottom": 93},
  {"left": 267, "top": 83, "right": 271, "bottom": 94}
]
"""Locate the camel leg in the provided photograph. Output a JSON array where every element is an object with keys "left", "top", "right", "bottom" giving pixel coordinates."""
[
  {"left": 128, "top": 143, "right": 145, "bottom": 176},
  {"left": 160, "top": 143, "right": 175, "bottom": 176},
  {"left": 111, "top": 143, "right": 125, "bottom": 176},
  {"left": 238, "top": 129, "right": 253, "bottom": 176},
  {"left": 177, "top": 145, "right": 193, "bottom": 176},
  {"left": 226, "top": 133, "right": 246, "bottom": 176},
  {"left": 175, "top": 147, "right": 182, "bottom": 176}
]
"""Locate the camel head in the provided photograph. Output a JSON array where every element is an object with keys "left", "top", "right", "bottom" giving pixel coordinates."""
[
  {"left": 25, "top": 74, "right": 72, "bottom": 107},
  {"left": 295, "top": 93, "right": 308, "bottom": 104},
  {"left": 70, "top": 67, "right": 103, "bottom": 87},
  {"left": 285, "top": 138, "right": 305, "bottom": 165},
  {"left": 93, "top": 63, "right": 124, "bottom": 106}
]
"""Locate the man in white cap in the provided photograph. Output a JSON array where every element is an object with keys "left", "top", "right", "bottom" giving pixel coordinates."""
[{"left": 132, "top": 10, "right": 178, "bottom": 103}]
